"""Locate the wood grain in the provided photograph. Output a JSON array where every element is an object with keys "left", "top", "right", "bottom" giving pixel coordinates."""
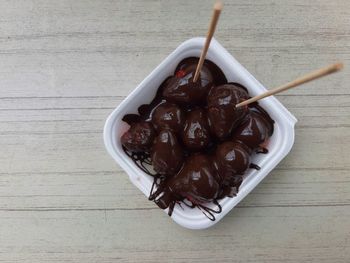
[{"left": 0, "top": 0, "right": 349, "bottom": 262}]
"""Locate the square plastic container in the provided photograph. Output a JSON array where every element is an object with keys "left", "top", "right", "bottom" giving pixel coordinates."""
[{"left": 104, "top": 38, "right": 297, "bottom": 229}]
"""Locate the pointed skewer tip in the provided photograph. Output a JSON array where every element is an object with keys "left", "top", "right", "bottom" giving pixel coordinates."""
[
  {"left": 334, "top": 62, "right": 344, "bottom": 71},
  {"left": 214, "top": 1, "right": 223, "bottom": 11}
]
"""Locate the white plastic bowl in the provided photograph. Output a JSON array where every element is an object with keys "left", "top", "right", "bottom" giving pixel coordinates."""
[{"left": 104, "top": 38, "right": 297, "bottom": 229}]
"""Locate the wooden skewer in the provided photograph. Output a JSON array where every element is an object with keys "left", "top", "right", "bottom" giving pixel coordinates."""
[
  {"left": 193, "top": 1, "right": 223, "bottom": 82},
  {"left": 236, "top": 62, "right": 344, "bottom": 108}
]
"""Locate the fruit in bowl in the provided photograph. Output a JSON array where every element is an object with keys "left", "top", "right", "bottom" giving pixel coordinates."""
[
  {"left": 103, "top": 37, "right": 298, "bottom": 229},
  {"left": 120, "top": 57, "right": 275, "bottom": 221}
]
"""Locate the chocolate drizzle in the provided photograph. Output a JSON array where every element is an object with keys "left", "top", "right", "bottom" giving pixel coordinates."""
[
  {"left": 197, "top": 201, "right": 222, "bottom": 221},
  {"left": 123, "top": 147, "right": 156, "bottom": 176},
  {"left": 121, "top": 57, "right": 275, "bottom": 221},
  {"left": 256, "top": 147, "right": 269, "bottom": 154},
  {"left": 250, "top": 163, "right": 261, "bottom": 170}
]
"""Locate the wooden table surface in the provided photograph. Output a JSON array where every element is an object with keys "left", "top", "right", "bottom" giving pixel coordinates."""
[{"left": 0, "top": 0, "right": 349, "bottom": 262}]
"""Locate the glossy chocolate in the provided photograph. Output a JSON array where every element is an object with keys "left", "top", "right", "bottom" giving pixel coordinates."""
[
  {"left": 168, "top": 154, "right": 220, "bottom": 203},
  {"left": 182, "top": 109, "right": 211, "bottom": 151},
  {"left": 149, "top": 154, "right": 222, "bottom": 220},
  {"left": 162, "top": 58, "right": 227, "bottom": 105},
  {"left": 207, "top": 84, "right": 249, "bottom": 140},
  {"left": 162, "top": 74, "right": 213, "bottom": 105},
  {"left": 151, "top": 129, "right": 184, "bottom": 175},
  {"left": 121, "top": 57, "right": 275, "bottom": 221},
  {"left": 232, "top": 110, "right": 274, "bottom": 150},
  {"left": 215, "top": 141, "right": 251, "bottom": 180},
  {"left": 250, "top": 103, "right": 274, "bottom": 137},
  {"left": 135, "top": 77, "right": 171, "bottom": 122},
  {"left": 152, "top": 102, "right": 184, "bottom": 132},
  {"left": 121, "top": 121, "right": 155, "bottom": 152},
  {"left": 175, "top": 57, "right": 227, "bottom": 86}
]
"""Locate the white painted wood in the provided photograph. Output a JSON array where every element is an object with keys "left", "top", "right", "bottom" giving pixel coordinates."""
[{"left": 0, "top": 0, "right": 349, "bottom": 262}]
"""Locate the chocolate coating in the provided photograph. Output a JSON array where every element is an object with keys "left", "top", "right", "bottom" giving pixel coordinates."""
[
  {"left": 182, "top": 109, "right": 211, "bottom": 151},
  {"left": 168, "top": 154, "right": 220, "bottom": 203},
  {"left": 215, "top": 141, "right": 251, "bottom": 179},
  {"left": 176, "top": 58, "right": 214, "bottom": 83},
  {"left": 152, "top": 102, "right": 184, "bottom": 132},
  {"left": 232, "top": 111, "right": 273, "bottom": 150},
  {"left": 151, "top": 130, "right": 184, "bottom": 175},
  {"left": 121, "top": 121, "right": 155, "bottom": 152},
  {"left": 250, "top": 104, "right": 274, "bottom": 137},
  {"left": 162, "top": 73, "right": 213, "bottom": 105},
  {"left": 162, "top": 59, "right": 217, "bottom": 106},
  {"left": 207, "top": 84, "right": 249, "bottom": 140},
  {"left": 175, "top": 57, "right": 227, "bottom": 86},
  {"left": 121, "top": 57, "right": 275, "bottom": 221}
]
